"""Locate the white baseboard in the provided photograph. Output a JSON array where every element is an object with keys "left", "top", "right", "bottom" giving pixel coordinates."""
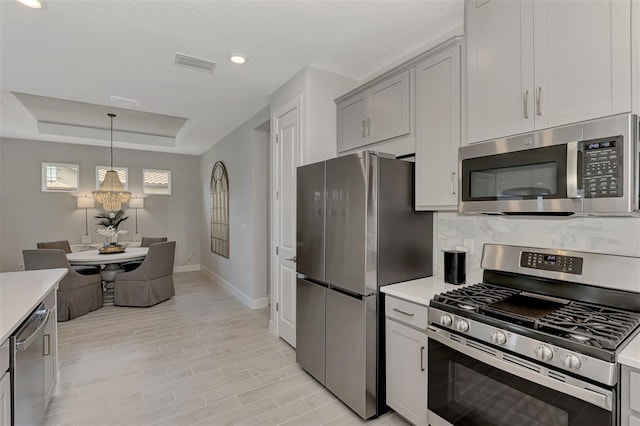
[
  {"left": 200, "top": 265, "right": 269, "bottom": 310},
  {"left": 174, "top": 264, "right": 201, "bottom": 273}
]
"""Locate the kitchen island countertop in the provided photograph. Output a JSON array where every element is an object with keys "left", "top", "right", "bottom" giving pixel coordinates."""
[{"left": 0, "top": 268, "right": 67, "bottom": 343}]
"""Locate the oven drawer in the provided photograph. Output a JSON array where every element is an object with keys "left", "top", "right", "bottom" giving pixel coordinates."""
[{"left": 385, "top": 296, "right": 428, "bottom": 329}]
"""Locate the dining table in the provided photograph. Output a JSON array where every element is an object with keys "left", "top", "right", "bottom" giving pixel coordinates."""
[{"left": 66, "top": 247, "right": 148, "bottom": 305}]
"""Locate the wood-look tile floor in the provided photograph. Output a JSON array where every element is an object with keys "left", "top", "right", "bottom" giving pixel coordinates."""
[{"left": 46, "top": 271, "right": 409, "bottom": 426}]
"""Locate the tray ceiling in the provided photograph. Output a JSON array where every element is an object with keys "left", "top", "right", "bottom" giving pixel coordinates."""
[{"left": 0, "top": 0, "right": 463, "bottom": 155}]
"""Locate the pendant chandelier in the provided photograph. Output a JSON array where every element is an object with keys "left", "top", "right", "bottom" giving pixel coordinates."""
[{"left": 93, "top": 113, "right": 131, "bottom": 211}]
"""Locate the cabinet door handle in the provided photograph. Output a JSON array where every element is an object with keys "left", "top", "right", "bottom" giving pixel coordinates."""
[
  {"left": 450, "top": 172, "right": 456, "bottom": 194},
  {"left": 392, "top": 307, "right": 415, "bottom": 317},
  {"left": 43, "top": 333, "right": 51, "bottom": 356},
  {"left": 523, "top": 90, "right": 529, "bottom": 119},
  {"left": 366, "top": 118, "right": 371, "bottom": 137},
  {"left": 420, "top": 346, "right": 425, "bottom": 372},
  {"left": 536, "top": 86, "right": 543, "bottom": 116},
  {"left": 362, "top": 120, "right": 366, "bottom": 138}
]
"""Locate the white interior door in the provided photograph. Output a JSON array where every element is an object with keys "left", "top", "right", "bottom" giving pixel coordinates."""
[{"left": 274, "top": 102, "right": 299, "bottom": 347}]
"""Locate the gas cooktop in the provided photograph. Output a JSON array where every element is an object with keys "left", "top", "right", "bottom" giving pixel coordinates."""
[{"left": 431, "top": 282, "right": 640, "bottom": 353}]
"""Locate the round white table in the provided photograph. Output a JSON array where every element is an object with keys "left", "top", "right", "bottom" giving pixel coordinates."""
[{"left": 67, "top": 247, "right": 148, "bottom": 305}]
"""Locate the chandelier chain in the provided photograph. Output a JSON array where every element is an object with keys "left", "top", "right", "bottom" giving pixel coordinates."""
[{"left": 108, "top": 113, "right": 116, "bottom": 169}]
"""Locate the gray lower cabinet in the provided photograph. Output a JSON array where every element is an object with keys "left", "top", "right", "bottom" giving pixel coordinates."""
[
  {"left": 0, "top": 340, "right": 10, "bottom": 426},
  {"left": 43, "top": 290, "right": 57, "bottom": 408},
  {"left": 385, "top": 296, "right": 428, "bottom": 426},
  {"left": 621, "top": 365, "right": 640, "bottom": 426}
]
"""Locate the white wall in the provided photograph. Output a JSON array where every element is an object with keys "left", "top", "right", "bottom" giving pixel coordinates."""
[
  {"left": 270, "top": 65, "right": 357, "bottom": 166},
  {"left": 305, "top": 67, "right": 357, "bottom": 163},
  {"left": 199, "top": 107, "right": 270, "bottom": 308},
  {"left": 436, "top": 212, "right": 640, "bottom": 277},
  {"left": 0, "top": 137, "right": 202, "bottom": 272}
]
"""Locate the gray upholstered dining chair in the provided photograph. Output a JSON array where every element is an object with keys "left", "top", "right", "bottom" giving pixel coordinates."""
[
  {"left": 23, "top": 249, "right": 103, "bottom": 321},
  {"left": 122, "top": 237, "right": 168, "bottom": 272},
  {"left": 113, "top": 241, "right": 176, "bottom": 307},
  {"left": 37, "top": 240, "right": 101, "bottom": 275},
  {"left": 141, "top": 236, "right": 168, "bottom": 247}
]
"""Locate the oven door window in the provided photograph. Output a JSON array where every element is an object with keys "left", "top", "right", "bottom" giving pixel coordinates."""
[
  {"left": 428, "top": 339, "right": 613, "bottom": 426},
  {"left": 462, "top": 145, "right": 567, "bottom": 202}
]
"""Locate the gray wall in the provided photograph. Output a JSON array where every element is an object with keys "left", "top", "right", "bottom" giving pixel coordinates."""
[
  {"left": 0, "top": 137, "right": 202, "bottom": 272},
  {"left": 200, "top": 107, "right": 270, "bottom": 305}
]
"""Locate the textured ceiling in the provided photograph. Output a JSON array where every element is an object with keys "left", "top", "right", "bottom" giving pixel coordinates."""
[{"left": 0, "top": 0, "right": 463, "bottom": 155}]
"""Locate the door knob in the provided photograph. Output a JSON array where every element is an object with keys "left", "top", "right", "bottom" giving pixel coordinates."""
[{"left": 285, "top": 256, "right": 297, "bottom": 263}]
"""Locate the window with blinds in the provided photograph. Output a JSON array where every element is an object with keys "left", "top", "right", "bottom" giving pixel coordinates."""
[
  {"left": 143, "top": 169, "right": 171, "bottom": 195},
  {"left": 96, "top": 166, "right": 128, "bottom": 190}
]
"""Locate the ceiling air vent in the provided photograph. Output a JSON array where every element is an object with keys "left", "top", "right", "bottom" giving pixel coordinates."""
[{"left": 174, "top": 52, "right": 217, "bottom": 73}]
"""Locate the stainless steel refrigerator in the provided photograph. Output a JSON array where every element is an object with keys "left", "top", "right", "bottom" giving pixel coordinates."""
[{"left": 296, "top": 151, "right": 433, "bottom": 419}]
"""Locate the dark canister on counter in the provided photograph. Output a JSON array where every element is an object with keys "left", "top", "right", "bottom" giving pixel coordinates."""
[{"left": 444, "top": 250, "right": 466, "bottom": 285}]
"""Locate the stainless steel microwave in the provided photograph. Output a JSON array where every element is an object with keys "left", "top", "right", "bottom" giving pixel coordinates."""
[{"left": 458, "top": 114, "right": 639, "bottom": 215}]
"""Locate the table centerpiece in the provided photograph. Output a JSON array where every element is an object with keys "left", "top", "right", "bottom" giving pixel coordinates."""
[{"left": 96, "top": 210, "right": 129, "bottom": 254}]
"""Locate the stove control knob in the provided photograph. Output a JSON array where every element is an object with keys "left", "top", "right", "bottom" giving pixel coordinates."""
[
  {"left": 490, "top": 331, "right": 507, "bottom": 345},
  {"left": 454, "top": 319, "right": 469, "bottom": 333},
  {"left": 535, "top": 345, "right": 553, "bottom": 361},
  {"left": 562, "top": 354, "right": 582, "bottom": 370},
  {"left": 440, "top": 314, "right": 453, "bottom": 327}
]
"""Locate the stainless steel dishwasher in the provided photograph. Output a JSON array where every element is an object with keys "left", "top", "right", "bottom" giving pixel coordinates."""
[{"left": 10, "top": 303, "right": 50, "bottom": 426}]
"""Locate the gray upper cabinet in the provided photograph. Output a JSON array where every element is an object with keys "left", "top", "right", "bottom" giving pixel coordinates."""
[
  {"left": 415, "top": 41, "right": 461, "bottom": 211},
  {"left": 466, "top": 0, "right": 632, "bottom": 144},
  {"left": 337, "top": 69, "right": 412, "bottom": 152}
]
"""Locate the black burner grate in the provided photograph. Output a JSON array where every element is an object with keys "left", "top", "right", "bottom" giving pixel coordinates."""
[
  {"left": 433, "top": 283, "right": 518, "bottom": 312},
  {"left": 536, "top": 302, "right": 640, "bottom": 350}
]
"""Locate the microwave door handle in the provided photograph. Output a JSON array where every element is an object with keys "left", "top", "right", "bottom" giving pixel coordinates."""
[{"left": 566, "top": 141, "right": 581, "bottom": 198}]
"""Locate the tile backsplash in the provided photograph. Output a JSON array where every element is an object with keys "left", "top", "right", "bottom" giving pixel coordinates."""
[{"left": 436, "top": 212, "right": 640, "bottom": 275}]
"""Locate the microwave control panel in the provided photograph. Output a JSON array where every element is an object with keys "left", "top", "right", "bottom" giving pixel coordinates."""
[{"left": 580, "top": 136, "right": 623, "bottom": 198}]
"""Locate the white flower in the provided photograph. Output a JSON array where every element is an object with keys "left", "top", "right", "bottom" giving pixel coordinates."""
[
  {"left": 109, "top": 212, "right": 116, "bottom": 219},
  {"left": 96, "top": 225, "right": 117, "bottom": 237}
]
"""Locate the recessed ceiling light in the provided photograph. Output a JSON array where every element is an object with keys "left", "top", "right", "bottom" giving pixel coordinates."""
[
  {"left": 230, "top": 55, "right": 247, "bottom": 65},
  {"left": 16, "top": 0, "right": 43, "bottom": 9}
]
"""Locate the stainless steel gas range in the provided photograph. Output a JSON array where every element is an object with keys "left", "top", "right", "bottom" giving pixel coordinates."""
[{"left": 427, "top": 244, "right": 640, "bottom": 426}]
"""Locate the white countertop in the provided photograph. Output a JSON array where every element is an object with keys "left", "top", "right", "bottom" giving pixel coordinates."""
[
  {"left": 381, "top": 270, "right": 484, "bottom": 306},
  {"left": 619, "top": 334, "right": 640, "bottom": 370},
  {"left": 0, "top": 268, "right": 67, "bottom": 343}
]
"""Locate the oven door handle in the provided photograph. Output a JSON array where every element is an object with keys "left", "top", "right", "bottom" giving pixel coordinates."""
[{"left": 427, "top": 327, "right": 613, "bottom": 411}]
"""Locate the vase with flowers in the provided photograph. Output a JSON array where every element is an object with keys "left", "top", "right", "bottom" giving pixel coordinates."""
[{"left": 95, "top": 210, "right": 129, "bottom": 253}]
